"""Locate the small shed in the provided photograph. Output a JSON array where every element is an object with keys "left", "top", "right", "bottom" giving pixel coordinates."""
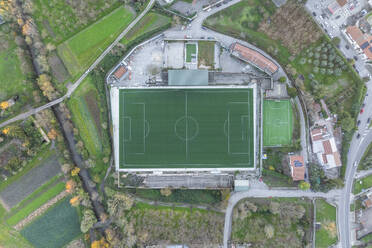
[
  {"left": 234, "top": 180, "right": 250, "bottom": 192},
  {"left": 168, "top": 69, "right": 208, "bottom": 86}
]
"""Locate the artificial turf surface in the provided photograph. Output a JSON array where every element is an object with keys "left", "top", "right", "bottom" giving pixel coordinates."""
[
  {"left": 185, "top": 43, "right": 197, "bottom": 63},
  {"left": 119, "top": 88, "right": 255, "bottom": 168},
  {"left": 263, "top": 99, "right": 293, "bottom": 147}
]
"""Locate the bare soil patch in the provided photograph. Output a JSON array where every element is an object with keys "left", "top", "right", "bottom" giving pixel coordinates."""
[{"left": 84, "top": 90, "right": 102, "bottom": 136}]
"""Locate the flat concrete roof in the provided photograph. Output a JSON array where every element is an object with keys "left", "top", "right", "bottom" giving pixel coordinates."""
[{"left": 168, "top": 69, "right": 208, "bottom": 86}]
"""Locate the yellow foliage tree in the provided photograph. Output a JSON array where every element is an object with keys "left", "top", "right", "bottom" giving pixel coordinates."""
[
  {"left": 2, "top": 127, "right": 9, "bottom": 135},
  {"left": 91, "top": 238, "right": 109, "bottom": 248},
  {"left": 65, "top": 180, "right": 76, "bottom": 193},
  {"left": 47, "top": 128, "right": 57, "bottom": 140},
  {"left": 69, "top": 196, "right": 80, "bottom": 207},
  {"left": 0, "top": 101, "right": 9, "bottom": 110},
  {"left": 71, "top": 167, "right": 80, "bottom": 177}
]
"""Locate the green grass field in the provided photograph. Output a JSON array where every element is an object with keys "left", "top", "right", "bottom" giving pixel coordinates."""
[
  {"left": 198, "top": 41, "right": 215, "bottom": 68},
  {"left": 20, "top": 197, "right": 81, "bottom": 248},
  {"left": 185, "top": 43, "right": 197, "bottom": 63},
  {"left": 119, "top": 88, "right": 254, "bottom": 168},
  {"left": 263, "top": 99, "right": 293, "bottom": 146},
  {"left": 0, "top": 224, "right": 33, "bottom": 248},
  {"left": 353, "top": 174, "right": 372, "bottom": 194},
  {"left": 57, "top": 6, "right": 134, "bottom": 77},
  {"left": 68, "top": 76, "right": 103, "bottom": 157},
  {"left": 120, "top": 12, "right": 171, "bottom": 46},
  {"left": 315, "top": 199, "right": 338, "bottom": 248}
]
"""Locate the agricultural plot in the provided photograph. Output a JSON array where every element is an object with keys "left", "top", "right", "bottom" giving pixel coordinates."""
[
  {"left": 0, "top": 224, "right": 32, "bottom": 248},
  {"left": 121, "top": 12, "right": 171, "bottom": 46},
  {"left": 119, "top": 88, "right": 255, "bottom": 169},
  {"left": 231, "top": 198, "right": 312, "bottom": 247},
  {"left": 0, "top": 153, "right": 61, "bottom": 210},
  {"left": 185, "top": 43, "right": 197, "bottom": 63},
  {"left": 5, "top": 180, "right": 65, "bottom": 226},
  {"left": 126, "top": 202, "right": 224, "bottom": 246},
  {"left": 198, "top": 41, "right": 215, "bottom": 68},
  {"left": 315, "top": 199, "right": 338, "bottom": 248},
  {"left": 263, "top": 99, "right": 293, "bottom": 147},
  {"left": 20, "top": 197, "right": 81, "bottom": 248},
  {"left": 57, "top": 6, "right": 134, "bottom": 77},
  {"left": 32, "top": 0, "right": 120, "bottom": 44}
]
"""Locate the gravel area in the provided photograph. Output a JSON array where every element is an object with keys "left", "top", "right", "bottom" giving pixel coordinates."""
[{"left": 0, "top": 154, "right": 61, "bottom": 209}]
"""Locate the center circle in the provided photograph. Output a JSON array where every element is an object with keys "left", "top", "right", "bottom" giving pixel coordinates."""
[{"left": 174, "top": 116, "right": 199, "bottom": 141}]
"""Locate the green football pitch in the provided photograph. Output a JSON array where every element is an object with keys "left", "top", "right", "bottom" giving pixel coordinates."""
[
  {"left": 186, "top": 43, "right": 197, "bottom": 63},
  {"left": 119, "top": 88, "right": 255, "bottom": 169},
  {"left": 263, "top": 99, "right": 293, "bottom": 147}
]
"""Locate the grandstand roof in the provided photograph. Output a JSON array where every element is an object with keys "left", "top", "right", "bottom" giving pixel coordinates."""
[
  {"left": 168, "top": 69, "right": 209, "bottom": 86},
  {"left": 230, "top": 42, "right": 278, "bottom": 74}
]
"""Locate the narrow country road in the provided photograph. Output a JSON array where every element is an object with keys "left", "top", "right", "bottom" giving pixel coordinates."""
[
  {"left": 0, "top": 0, "right": 155, "bottom": 129},
  {"left": 223, "top": 189, "right": 341, "bottom": 247}
]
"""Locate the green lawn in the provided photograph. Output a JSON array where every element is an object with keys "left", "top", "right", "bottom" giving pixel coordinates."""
[
  {"left": 263, "top": 99, "right": 293, "bottom": 147},
  {"left": 185, "top": 43, "right": 197, "bottom": 63},
  {"left": 121, "top": 12, "right": 171, "bottom": 46},
  {"left": 57, "top": 6, "right": 135, "bottom": 77},
  {"left": 119, "top": 88, "right": 254, "bottom": 168},
  {"left": 0, "top": 35, "right": 38, "bottom": 121},
  {"left": 198, "top": 41, "right": 215, "bottom": 68},
  {"left": 353, "top": 174, "right": 372, "bottom": 194},
  {"left": 20, "top": 197, "right": 81, "bottom": 248},
  {"left": 68, "top": 76, "right": 103, "bottom": 158},
  {"left": 6, "top": 181, "right": 65, "bottom": 226},
  {"left": 0, "top": 224, "right": 33, "bottom": 248},
  {"left": 315, "top": 199, "right": 338, "bottom": 248}
]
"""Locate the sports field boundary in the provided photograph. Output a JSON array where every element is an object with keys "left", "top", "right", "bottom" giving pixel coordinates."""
[{"left": 111, "top": 84, "right": 257, "bottom": 172}]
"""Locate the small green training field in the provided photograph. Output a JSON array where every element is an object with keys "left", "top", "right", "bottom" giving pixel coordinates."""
[
  {"left": 119, "top": 88, "right": 255, "bottom": 169},
  {"left": 20, "top": 197, "right": 81, "bottom": 248},
  {"left": 185, "top": 43, "right": 197, "bottom": 63},
  {"left": 263, "top": 99, "right": 293, "bottom": 146}
]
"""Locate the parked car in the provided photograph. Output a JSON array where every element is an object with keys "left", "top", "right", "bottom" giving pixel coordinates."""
[
  {"left": 312, "top": 12, "right": 317, "bottom": 16},
  {"left": 367, "top": 118, "right": 370, "bottom": 123},
  {"left": 357, "top": 120, "right": 361, "bottom": 125},
  {"left": 354, "top": 55, "right": 358, "bottom": 61},
  {"left": 360, "top": 108, "right": 364, "bottom": 114},
  {"left": 357, "top": 133, "right": 361, "bottom": 139},
  {"left": 335, "top": 15, "right": 341, "bottom": 19},
  {"left": 345, "top": 45, "right": 350, "bottom": 49}
]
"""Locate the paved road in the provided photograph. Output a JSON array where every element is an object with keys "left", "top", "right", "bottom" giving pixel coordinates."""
[
  {"left": 0, "top": 0, "right": 155, "bottom": 129},
  {"left": 356, "top": 168, "right": 372, "bottom": 179},
  {"left": 223, "top": 189, "right": 342, "bottom": 248}
]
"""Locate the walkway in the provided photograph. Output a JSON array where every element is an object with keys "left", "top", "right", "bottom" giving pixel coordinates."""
[{"left": 0, "top": 0, "right": 155, "bottom": 129}]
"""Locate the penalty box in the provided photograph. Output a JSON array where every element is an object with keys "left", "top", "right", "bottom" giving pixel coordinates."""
[{"left": 111, "top": 86, "right": 257, "bottom": 171}]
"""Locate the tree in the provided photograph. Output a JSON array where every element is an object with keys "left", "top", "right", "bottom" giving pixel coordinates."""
[
  {"left": 332, "top": 37, "right": 341, "bottom": 46},
  {"left": 80, "top": 209, "right": 97, "bottom": 233},
  {"left": 298, "top": 181, "right": 310, "bottom": 190},
  {"left": 160, "top": 188, "right": 172, "bottom": 197},
  {"left": 70, "top": 196, "right": 80, "bottom": 207},
  {"left": 287, "top": 86, "right": 297, "bottom": 98},
  {"left": 264, "top": 224, "right": 275, "bottom": 238},
  {"left": 278, "top": 76, "right": 286, "bottom": 83},
  {"left": 299, "top": 58, "right": 307, "bottom": 65},
  {"left": 71, "top": 167, "right": 80, "bottom": 177}
]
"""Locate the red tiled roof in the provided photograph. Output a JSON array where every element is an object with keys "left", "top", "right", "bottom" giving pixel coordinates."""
[
  {"left": 113, "top": 65, "right": 127, "bottom": 79},
  {"left": 364, "top": 198, "right": 372, "bottom": 208},
  {"left": 322, "top": 154, "right": 328, "bottom": 164},
  {"left": 346, "top": 26, "right": 372, "bottom": 60},
  {"left": 337, "top": 0, "right": 347, "bottom": 7},
  {"left": 323, "top": 140, "right": 333, "bottom": 154},
  {"left": 231, "top": 43, "right": 278, "bottom": 74},
  {"left": 333, "top": 152, "right": 342, "bottom": 166},
  {"left": 289, "top": 155, "right": 305, "bottom": 181}
]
